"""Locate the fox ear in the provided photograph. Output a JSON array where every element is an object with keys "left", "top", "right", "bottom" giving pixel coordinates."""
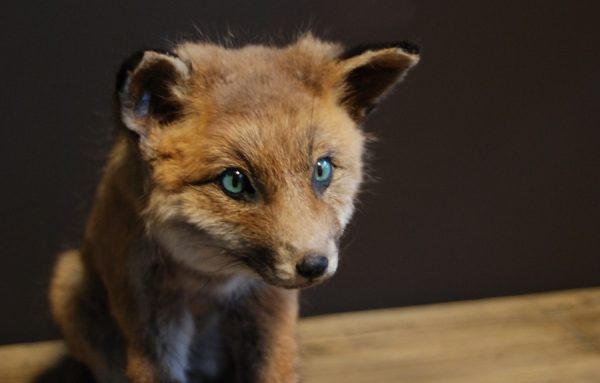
[
  {"left": 337, "top": 42, "right": 420, "bottom": 121},
  {"left": 117, "top": 49, "right": 190, "bottom": 136}
]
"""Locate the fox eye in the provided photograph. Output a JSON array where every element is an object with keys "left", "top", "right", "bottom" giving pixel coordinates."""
[
  {"left": 219, "top": 168, "right": 255, "bottom": 200},
  {"left": 313, "top": 157, "right": 333, "bottom": 193}
]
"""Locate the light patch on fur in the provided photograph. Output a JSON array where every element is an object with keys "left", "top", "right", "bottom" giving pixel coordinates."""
[
  {"left": 155, "top": 220, "right": 251, "bottom": 276},
  {"left": 49, "top": 250, "right": 84, "bottom": 323},
  {"left": 160, "top": 310, "right": 194, "bottom": 382},
  {"left": 189, "top": 313, "right": 222, "bottom": 380},
  {"left": 273, "top": 262, "right": 296, "bottom": 280},
  {"left": 337, "top": 203, "right": 355, "bottom": 228},
  {"left": 145, "top": 192, "right": 184, "bottom": 226},
  {"left": 213, "top": 275, "right": 258, "bottom": 301},
  {"left": 324, "top": 239, "right": 339, "bottom": 277},
  {"left": 326, "top": 253, "right": 339, "bottom": 276}
]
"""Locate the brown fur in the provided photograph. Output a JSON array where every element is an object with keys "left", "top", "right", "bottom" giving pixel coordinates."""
[{"left": 49, "top": 34, "right": 418, "bottom": 382}]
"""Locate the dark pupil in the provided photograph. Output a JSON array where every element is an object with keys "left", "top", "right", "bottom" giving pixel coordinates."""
[
  {"left": 317, "top": 164, "right": 323, "bottom": 178},
  {"left": 232, "top": 173, "right": 240, "bottom": 188}
]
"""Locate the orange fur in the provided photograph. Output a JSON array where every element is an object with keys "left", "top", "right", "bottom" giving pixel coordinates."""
[{"left": 49, "top": 34, "right": 419, "bottom": 382}]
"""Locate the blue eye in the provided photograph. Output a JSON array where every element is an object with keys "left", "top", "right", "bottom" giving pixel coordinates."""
[
  {"left": 313, "top": 157, "right": 333, "bottom": 192},
  {"left": 219, "top": 168, "right": 254, "bottom": 199}
]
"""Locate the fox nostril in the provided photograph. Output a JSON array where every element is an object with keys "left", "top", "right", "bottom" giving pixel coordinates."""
[{"left": 296, "top": 255, "right": 329, "bottom": 279}]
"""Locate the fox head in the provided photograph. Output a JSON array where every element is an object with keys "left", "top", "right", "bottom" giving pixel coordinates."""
[{"left": 117, "top": 35, "right": 419, "bottom": 289}]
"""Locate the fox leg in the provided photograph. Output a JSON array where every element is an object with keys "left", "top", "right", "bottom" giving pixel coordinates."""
[
  {"left": 103, "top": 259, "right": 196, "bottom": 383},
  {"left": 50, "top": 250, "right": 127, "bottom": 383},
  {"left": 222, "top": 287, "right": 300, "bottom": 383},
  {"left": 51, "top": 250, "right": 195, "bottom": 383}
]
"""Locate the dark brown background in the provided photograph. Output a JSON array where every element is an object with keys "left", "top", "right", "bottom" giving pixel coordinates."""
[{"left": 1, "top": 1, "right": 599, "bottom": 345}]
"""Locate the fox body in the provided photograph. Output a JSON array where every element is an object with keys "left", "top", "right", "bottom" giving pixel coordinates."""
[{"left": 49, "top": 35, "right": 419, "bottom": 382}]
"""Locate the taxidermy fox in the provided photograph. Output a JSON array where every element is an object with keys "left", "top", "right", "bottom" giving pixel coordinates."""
[{"left": 49, "top": 34, "right": 419, "bottom": 382}]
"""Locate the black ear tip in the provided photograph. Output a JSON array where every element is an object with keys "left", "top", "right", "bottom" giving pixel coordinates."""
[
  {"left": 116, "top": 50, "right": 147, "bottom": 93},
  {"left": 115, "top": 48, "right": 180, "bottom": 93},
  {"left": 396, "top": 41, "right": 420, "bottom": 55},
  {"left": 340, "top": 41, "right": 421, "bottom": 60}
]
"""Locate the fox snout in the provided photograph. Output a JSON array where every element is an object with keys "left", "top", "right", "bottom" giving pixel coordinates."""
[
  {"left": 296, "top": 254, "right": 329, "bottom": 279},
  {"left": 245, "top": 235, "right": 339, "bottom": 289},
  {"left": 260, "top": 200, "right": 342, "bottom": 288}
]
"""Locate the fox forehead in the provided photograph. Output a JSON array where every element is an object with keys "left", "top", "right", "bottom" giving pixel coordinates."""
[
  {"left": 176, "top": 35, "right": 342, "bottom": 102},
  {"left": 150, "top": 40, "right": 364, "bottom": 192}
]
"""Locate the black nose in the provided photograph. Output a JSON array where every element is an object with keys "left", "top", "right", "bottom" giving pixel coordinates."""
[{"left": 296, "top": 255, "right": 329, "bottom": 279}]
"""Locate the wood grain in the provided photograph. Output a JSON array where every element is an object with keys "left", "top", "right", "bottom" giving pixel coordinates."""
[{"left": 1, "top": 288, "right": 599, "bottom": 382}]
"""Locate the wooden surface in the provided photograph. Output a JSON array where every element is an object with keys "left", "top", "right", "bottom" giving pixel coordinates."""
[{"left": 1, "top": 288, "right": 599, "bottom": 382}]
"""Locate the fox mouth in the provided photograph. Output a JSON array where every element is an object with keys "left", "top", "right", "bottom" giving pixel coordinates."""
[
  {"left": 247, "top": 268, "right": 332, "bottom": 289},
  {"left": 257, "top": 270, "right": 330, "bottom": 289},
  {"left": 236, "top": 247, "right": 336, "bottom": 289}
]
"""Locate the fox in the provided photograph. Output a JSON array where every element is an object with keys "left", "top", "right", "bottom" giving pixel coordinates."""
[{"left": 48, "top": 34, "right": 419, "bottom": 383}]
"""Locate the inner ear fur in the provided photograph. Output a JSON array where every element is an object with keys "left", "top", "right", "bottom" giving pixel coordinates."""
[
  {"left": 337, "top": 42, "right": 420, "bottom": 121},
  {"left": 117, "top": 50, "right": 190, "bottom": 136}
]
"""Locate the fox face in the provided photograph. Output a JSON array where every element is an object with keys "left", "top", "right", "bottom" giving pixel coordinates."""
[{"left": 117, "top": 35, "right": 419, "bottom": 289}]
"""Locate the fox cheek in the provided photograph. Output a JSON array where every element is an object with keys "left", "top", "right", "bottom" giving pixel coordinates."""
[{"left": 335, "top": 202, "right": 356, "bottom": 229}]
